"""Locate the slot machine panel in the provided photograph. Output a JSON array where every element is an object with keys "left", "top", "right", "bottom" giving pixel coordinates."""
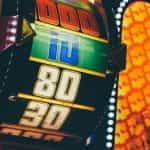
[{"left": 0, "top": 0, "right": 120, "bottom": 149}]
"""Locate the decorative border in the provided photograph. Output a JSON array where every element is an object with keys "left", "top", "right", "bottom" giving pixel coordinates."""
[
  {"left": 105, "top": 77, "right": 118, "bottom": 149},
  {"left": 114, "top": 0, "right": 149, "bottom": 37}
]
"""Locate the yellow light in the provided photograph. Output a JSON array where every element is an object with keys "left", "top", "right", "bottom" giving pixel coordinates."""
[
  {"left": 17, "top": 93, "right": 95, "bottom": 112},
  {"left": 29, "top": 56, "right": 106, "bottom": 78}
]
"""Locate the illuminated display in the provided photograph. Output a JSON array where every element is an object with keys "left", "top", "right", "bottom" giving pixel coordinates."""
[
  {"left": 31, "top": 22, "right": 109, "bottom": 77},
  {"left": 0, "top": 0, "right": 116, "bottom": 149},
  {"left": 36, "top": 0, "right": 101, "bottom": 37},
  {"left": 0, "top": 56, "right": 114, "bottom": 143},
  {"left": 115, "top": 1, "right": 150, "bottom": 149}
]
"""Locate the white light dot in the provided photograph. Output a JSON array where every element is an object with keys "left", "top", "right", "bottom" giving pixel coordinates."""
[
  {"left": 109, "top": 98, "right": 116, "bottom": 103},
  {"left": 120, "top": 2, "right": 126, "bottom": 7},
  {"left": 86, "top": 137, "right": 91, "bottom": 146},
  {"left": 108, "top": 120, "right": 114, "bottom": 125},
  {"left": 109, "top": 105, "right": 115, "bottom": 111},
  {"left": 124, "top": 0, "right": 129, "bottom": 2},
  {"left": 106, "top": 142, "right": 112, "bottom": 148},
  {"left": 111, "top": 90, "right": 116, "bottom": 96},
  {"left": 106, "top": 134, "right": 113, "bottom": 140},
  {"left": 107, "top": 127, "right": 114, "bottom": 133},
  {"left": 108, "top": 112, "right": 115, "bottom": 118},
  {"left": 117, "top": 7, "right": 123, "bottom": 13},
  {"left": 115, "top": 13, "right": 122, "bottom": 19},
  {"left": 12, "top": 16, "right": 18, "bottom": 18},
  {"left": 10, "top": 21, "right": 18, "bottom": 26},
  {"left": 9, "top": 28, "right": 17, "bottom": 34},
  {"left": 113, "top": 83, "right": 117, "bottom": 89},
  {"left": 117, "top": 27, "right": 121, "bottom": 32},
  {"left": 116, "top": 20, "right": 121, "bottom": 26},
  {"left": 8, "top": 36, "right": 16, "bottom": 42}
]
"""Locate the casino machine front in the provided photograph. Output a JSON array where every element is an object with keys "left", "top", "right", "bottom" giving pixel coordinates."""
[{"left": 0, "top": 0, "right": 127, "bottom": 150}]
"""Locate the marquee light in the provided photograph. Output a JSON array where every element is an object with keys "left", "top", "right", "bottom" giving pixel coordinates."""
[{"left": 115, "top": 1, "right": 150, "bottom": 149}]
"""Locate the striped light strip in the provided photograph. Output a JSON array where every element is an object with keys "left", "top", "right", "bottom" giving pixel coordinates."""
[
  {"left": 17, "top": 93, "right": 95, "bottom": 112},
  {"left": 0, "top": 123, "right": 80, "bottom": 139},
  {"left": 29, "top": 56, "right": 106, "bottom": 78},
  {"left": 115, "top": 0, "right": 130, "bottom": 34},
  {"left": 5, "top": 16, "right": 18, "bottom": 48},
  {"left": 105, "top": 77, "right": 118, "bottom": 149}
]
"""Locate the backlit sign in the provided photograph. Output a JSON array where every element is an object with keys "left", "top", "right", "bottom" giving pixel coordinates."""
[
  {"left": 0, "top": 0, "right": 116, "bottom": 149},
  {"left": 30, "top": 22, "right": 109, "bottom": 77}
]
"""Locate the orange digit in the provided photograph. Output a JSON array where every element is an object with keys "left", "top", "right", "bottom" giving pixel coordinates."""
[
  {"left": 57, "top": 3, "right": 80, "bottom": 31},
  {"left": 36, "top": 0, "right": 59, "bottom": 25},
  {"left": 78, "top": 9, "right": 100, "bottom": 37}
]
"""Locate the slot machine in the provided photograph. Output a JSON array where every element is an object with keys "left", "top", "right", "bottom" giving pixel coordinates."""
[{"left": 0, "top": 0, "right": 126, "bottom": 149}]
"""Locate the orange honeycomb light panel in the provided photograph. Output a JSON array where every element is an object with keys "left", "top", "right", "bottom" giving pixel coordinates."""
[{"left": 115, "top": 2, "right": 150, "bottom": 150}]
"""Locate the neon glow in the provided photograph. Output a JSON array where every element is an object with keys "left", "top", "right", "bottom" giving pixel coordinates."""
[
  {"left": 0, "top": 124, "right": 81, "bottom": 142},
  {"left": 115, "top": 2, "right": 150, "bottom": 149},
  {"left": 19, "top": 101, "right": 71, "bottom": 130},
  {"left": 17, "top": 93, "right": 95, "bottom": 112},
  {"left": 36, "top": 0, "right": 100, "bottom": 36},
  {"left": 31, "top": 22, "right": 109, "bottom": 77},
  {"left": 33, "top": 65, "right": 81, "bottom": 101}
]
